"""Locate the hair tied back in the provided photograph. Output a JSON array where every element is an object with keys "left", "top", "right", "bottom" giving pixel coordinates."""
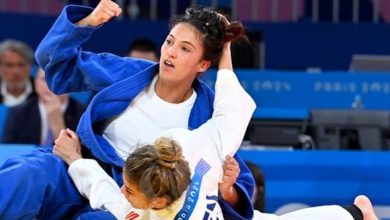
[{"left": 224, "top": 21, "right": 245, "bottom": 42}]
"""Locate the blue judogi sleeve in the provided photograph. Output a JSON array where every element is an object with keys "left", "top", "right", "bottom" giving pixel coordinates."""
[{"left": 35, "top": 5, "right": 156, "bottom": 95}]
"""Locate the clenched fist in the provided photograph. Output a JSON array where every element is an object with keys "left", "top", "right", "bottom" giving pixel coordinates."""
[
  {"left": 53, "top": 129, "right": 82, "bottom": 165},
  {"left": 78, "top": 0, "right": 122, "bottom": 27}
]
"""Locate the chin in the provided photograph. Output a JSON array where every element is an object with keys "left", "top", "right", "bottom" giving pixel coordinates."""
[{"left": 158, "top": 71, "right": 178, "bottom": 83}]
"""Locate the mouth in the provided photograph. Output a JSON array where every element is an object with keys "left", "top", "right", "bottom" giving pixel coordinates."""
[{"left": 163, "top": 59, "right": 175, "bottom": 68}]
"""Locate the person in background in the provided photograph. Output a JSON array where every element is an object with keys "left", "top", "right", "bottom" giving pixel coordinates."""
[
  {"left": 2, "top": 68, "right": 85, "bottom": 145},
  {"left": 0, "top": 39, "right": 36, "bottom": 107},
  {"left": 245, "top": 160, "right": 265, "bottom": 212},
  {"left": 126, "top": 38, "right": 159, "bottom": 62}
]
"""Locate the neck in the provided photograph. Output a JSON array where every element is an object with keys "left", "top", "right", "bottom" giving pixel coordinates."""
[
  {"left": 58, "top": 95, "right": 68, "bottom": 104},
  {"left": 155, "top": 78, "right": 193, "bottom": 103},
  {"left": 7, "top": 85, "right": 26, "bottom": 98}
]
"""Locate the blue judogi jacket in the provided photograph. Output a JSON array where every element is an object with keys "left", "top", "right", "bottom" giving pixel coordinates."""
[{"left": 35, "top": 5, "right": 254, "bottom": 220}]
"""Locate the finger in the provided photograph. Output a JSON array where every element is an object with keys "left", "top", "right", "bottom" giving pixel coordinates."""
[
  {"left": 224, "top": 169, "right": 238, "bottom": 177},
  {"left": 231, "top": 158, "right": 239, "bottom": 167},
  {"left": 115, "top": 7, "right": 123, "bottom": 17},
  {"left": 102, "top": 9, "right": 116, "bottom": 20},
  {"left": 224, "top": 162, "right": 239, "bottom": 171},
  {"left": 224, "top": 155, "right": 234, "bottom": 164},
  {"left": 225, "top": 156, "right": 239, "bottom": 169},
  {"left": 107, "top": 0, "right": 121, "bottom": 14},
  {"left": 221, "top": 176, "right": 235, "bottom": 184},
  {"left": 225, "top": 164, "right": 240, "bottom": 173},
  {"left": 66, "top": 128, "right": 78, "bottom": 139},
  {"left": 58, "top": 129, "right": 67, "bottom": 138}
]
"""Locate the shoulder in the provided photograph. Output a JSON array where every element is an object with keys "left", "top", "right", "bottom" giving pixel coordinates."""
[{"left": 8, "top": 96, "right": 38, "bottom": 115}]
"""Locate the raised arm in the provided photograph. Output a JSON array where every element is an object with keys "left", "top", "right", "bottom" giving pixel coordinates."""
[
  {"left": 197, "top": 40, "right": 256, "bottom": 219},
  {"left": 196, "top": 42, "right": 256, "bottom": 158},
  {"left": 35, "top": 1, "right": 155, "bottom": 94}
]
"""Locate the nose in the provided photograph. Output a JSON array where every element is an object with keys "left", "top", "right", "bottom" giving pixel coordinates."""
[
  {"left": 120, "top": 185, "right": 126, "bottom": 194},
  {"left": 167, "top": 45, "right": 177, "bottom": 59}
]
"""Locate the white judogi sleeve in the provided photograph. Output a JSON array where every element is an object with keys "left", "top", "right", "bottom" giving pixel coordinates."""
[
  {"left": 208, "top": 69, "right": 256, "bottom": 157},
  {"left": 68, "top": 159, "right": 144, "bottom": 220},
  {"left": 181, "top": 69, "right": 256, "bottom": 158}
]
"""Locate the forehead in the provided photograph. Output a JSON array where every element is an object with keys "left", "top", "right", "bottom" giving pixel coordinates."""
[
  {"left": 123, "top": 173, "right": 138, "bottom": 190},
  {"left": 169, "top": 23, "right": 203, "bottom": 47},
  {"left": 1, "top": 50, "right": 27, "bottom": 62},
  {"left": 125, "top": 180, "right": 142, "bottom": 195}
]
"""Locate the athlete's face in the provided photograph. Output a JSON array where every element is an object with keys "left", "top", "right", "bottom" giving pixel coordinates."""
[
  {"left": 121, "top": 179, "right": 151, "bottom": 209},
  {"left": 121, "top": 174, "right": 168, "bottom": 210},
  {"left": 158, "top": 22, "right": 211, "bottom": 86}
]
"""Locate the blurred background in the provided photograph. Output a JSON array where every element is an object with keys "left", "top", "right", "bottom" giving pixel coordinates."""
[{"left": 0, "top": 0, "right": 390, "bottom": 218}]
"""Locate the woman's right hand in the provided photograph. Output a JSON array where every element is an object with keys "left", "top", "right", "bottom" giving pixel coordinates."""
[
  {"left": 77, "top": 0, "right": 122, "bottom": 27},
  {"left": 53, "top": 129, "right": 82, "bottom": 165}
]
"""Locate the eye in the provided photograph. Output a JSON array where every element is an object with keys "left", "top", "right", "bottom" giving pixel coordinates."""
[
  {"left": 181, "top": 46, "right": 190, "bottom": 52},
  {"left": 165, "top": 39, "right": 173, "bottom": 45},
  {"left": 126, "top": 189, "right": 133, "bottom": 195}
]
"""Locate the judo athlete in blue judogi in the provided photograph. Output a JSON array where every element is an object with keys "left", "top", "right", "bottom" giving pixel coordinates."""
[{"left": 0, "top": 1, "right": 254, "bottom": 219}]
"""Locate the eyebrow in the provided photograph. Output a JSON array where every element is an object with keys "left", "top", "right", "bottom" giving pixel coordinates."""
[
  {"left": 125, "top": 186, "right": 133, "bottom": 193},
  {"left": 168, "top": 34, "right": 196, "bottom": 49}
]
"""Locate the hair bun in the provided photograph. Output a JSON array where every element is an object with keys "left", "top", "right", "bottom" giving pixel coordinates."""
[
  {"left": 154, "top": 137, "right": 182, "bottom": 169},
  {"left": 224, "top": 21, "right": 245, "bottom": 42}
]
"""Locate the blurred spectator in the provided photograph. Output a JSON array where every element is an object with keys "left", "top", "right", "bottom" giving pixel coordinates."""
[
  {"left": 66, "top": 0, "right": 100, "bottom": 7},
  {"left": 0, "top": 39, "right": 36, "bottom": 107},
  {"left": 126, "top": 38, "right": 159, "bottom": 62},
  {"left": 2, "top": 68, "right": 85, "bottom": 146},
  {"left": 304, "top": 0, "right": 380, "bottom": 22},
  {"left": 237, "top": 0, "right": 304, "bottom": 22},
  {"left": 245, "top": 160, "right": 266, "bottom": 212}
]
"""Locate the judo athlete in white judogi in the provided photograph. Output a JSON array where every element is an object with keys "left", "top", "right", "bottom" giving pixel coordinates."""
[{"left": 54, "top": 60, "right": 377, "bottom": 220}]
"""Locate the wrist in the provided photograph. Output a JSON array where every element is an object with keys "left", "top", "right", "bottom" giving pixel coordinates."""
[
  {"left": 77, "top": 15, "right": 94, "bottom": 27},
  {"left": 218, "top": 43, "right": 233, "bottom": 70},
  {"left": 220, "top": 185, "right": 234, "bottom": 199},
  {"left": 65, "top": 154, "right": 82, "bottom": 166}
]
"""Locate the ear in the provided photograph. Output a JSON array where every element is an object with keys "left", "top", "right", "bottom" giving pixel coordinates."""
[
  {"left": 198, "top": 60, "right": 211, "bottom": 73},
  {"left": 150, "top": 197, "right": 168, "bottom": 209}
]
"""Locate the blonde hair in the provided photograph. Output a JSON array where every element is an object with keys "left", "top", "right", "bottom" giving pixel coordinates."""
[{"left": 124, "top": 137, "right": 191, "bottom": 205}]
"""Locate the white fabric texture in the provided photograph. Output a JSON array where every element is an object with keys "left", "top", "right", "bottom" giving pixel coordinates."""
[{"left": 103, "top": 75, "right": 197, "bottom": 159}]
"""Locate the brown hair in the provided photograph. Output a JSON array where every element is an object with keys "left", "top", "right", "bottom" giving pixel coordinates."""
[
  {"left": 169, "top": 7, "right": 245, "bottom": 65},
  {"left": 124, "top": 137, "right": 191, "bottom": 206}
]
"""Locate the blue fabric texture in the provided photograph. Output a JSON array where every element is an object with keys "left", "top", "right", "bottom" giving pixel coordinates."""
[{"left": 0, "top": 4, "right": 254, "bottom": 219}]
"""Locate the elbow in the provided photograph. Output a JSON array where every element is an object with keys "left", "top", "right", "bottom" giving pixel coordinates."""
[
  {"left": 246, "top": 95, "right": 257, "bottom": 115},
  {"left": 34, "top": 44, "right": 49, "bottom": 70}
]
